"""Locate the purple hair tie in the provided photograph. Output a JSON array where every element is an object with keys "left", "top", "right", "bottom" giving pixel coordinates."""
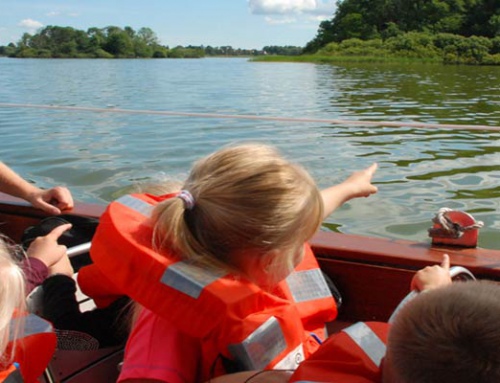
[{"left": 177, "top": 190, "right": 195, "bottom": 210}]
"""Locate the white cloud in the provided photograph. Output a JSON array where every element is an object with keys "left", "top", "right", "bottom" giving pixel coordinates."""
[
  {"left": 18, "top": 18, "right": 44, "bottom": 30},
  {"left": 46, "top": 11, "right": 60, "bottom": 17},
  {"left": 249, "top": 0, "right": 335, "bottom": 17}
]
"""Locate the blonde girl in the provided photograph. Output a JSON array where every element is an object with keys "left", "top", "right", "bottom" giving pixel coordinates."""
[
  {"left": 118, "top": 143, "right": 378, "bottom": 383},
  {"left": 0, "top": 238, "right": 25, "bottom": 368}
]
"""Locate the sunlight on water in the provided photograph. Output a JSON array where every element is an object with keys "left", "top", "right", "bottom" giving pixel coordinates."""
[{"left": 0, "top": 57, "right": 499, "bottom": 248}]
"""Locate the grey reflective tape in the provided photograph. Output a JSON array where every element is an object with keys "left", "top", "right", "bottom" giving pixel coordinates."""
[
  {"left": 342, "top": 322, "right": 386, "bottom": 367},
  {"left": 160, "top": 261, "right": 226, "bottom": 299},
  {"left": 273, "top": 343, "right": 304, "bottom": 370},
  {"left": 286, "top": 268, "right": 332, "bottom": 303},
  {"left": 115, "top": 194, "right": 154, "bottom": 217},
  {"left": 228, "top": 316, "right": 287, "bottom": 370},
  {"left": 9, "top": 314, "right": 53, "bottom": 341}
]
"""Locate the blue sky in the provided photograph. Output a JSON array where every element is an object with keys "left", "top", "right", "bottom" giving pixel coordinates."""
[{"left": 0, "top": 0, "right": 337, "bottom": 49}]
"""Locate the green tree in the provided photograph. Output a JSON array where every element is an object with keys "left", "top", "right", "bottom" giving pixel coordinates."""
[{"left": 104, "top": 30, "right": 134, "bottom": 57}]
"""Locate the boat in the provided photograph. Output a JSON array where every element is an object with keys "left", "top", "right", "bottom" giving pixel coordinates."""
[{"left": 1, "top": 191, "right": 499, "bottom": 382}]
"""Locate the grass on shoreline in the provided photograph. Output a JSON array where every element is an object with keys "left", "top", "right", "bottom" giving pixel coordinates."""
[{"left": 251, "top": 54, "right": 442, "bottom": 64}]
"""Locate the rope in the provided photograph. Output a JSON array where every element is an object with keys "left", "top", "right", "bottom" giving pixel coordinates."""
[
  {"left": 1, "top": 102, "right": 500, "bottom": 132},
  {"left": 432, "top": 207, "right": 484, "bottom": 238}
]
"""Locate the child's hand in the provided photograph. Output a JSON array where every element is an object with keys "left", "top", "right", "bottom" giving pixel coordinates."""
[
  {"left": 411, "top": 254, "right": 452, "bottom": 292},
  {"left": 26, "top": 223, "right": 72, "bottom": 267},
  {"left": 49, "top": 254, "right": 74, "bottom": 277},
  {"left": 341, "top": 163, "right": 378, "bottom": 199},
  {"left": 321, "top": 163, "right": 378, "bottom": 218}
]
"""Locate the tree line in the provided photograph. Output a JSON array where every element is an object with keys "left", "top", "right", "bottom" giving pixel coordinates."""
[
  {"left": 306, "top": 0, "right": 500, "bottom": 52},
  {"left": 0, "top": 25, "right": 304, "bottom": 59},
  {"left": 296, "top": 0, "right": 500, "bottom": 64}
]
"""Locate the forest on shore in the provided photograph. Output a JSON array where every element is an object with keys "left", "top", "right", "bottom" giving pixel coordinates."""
[
  {"left": 0, "top": 25, "right": 301, "bottom": 59},
  {"left": 2, "top": 1, "right": 499, "bottom": 64},
  {"left": 296, "top": 0, "right": 500, "bottom": 65}
]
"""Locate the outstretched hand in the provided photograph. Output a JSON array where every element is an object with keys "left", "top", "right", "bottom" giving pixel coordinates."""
[
  {"left": 28, "top": 186, "right": 74, "bottom": 215},
  {"left": 27, "top": 223, "right": 72, "bottom": 268},
  {"left": 342, "top": 163, "right": 378, "bottom": 199},
  {"left": 411, "top": 254, "right": 452, "bottom": 292},
  {"left": 321, "top": 163, "right": 378, "bottom": 218}
]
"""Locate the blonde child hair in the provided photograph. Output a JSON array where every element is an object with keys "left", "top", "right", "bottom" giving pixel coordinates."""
[
  {"left": 152, "top": 143, "right": 324, "bottom": 285},
  {"left": 386, "top": 280, "right": 500, "bottom": 383},
  {"left": 0, "top": 237, "right": 25, "bottom": 365}
]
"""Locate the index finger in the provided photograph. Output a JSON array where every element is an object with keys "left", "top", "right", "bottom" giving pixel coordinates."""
[
  {"left": 365, "top": 163, "right": 378, "bottom": 176},
  {"left": 441, "top": 253, "right": 450, "bottom": 270},
  {"left": 46, "top": 223, "right": 73, "bottom": 240}
]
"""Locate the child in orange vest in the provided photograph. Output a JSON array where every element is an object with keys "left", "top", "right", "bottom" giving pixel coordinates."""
[
  {"left": 93, "top": 143, "right": 378, "bottom": 383},
  {"left": 210, "top": 254, "right": 500, "bottom": 383},
  {"left": 0, "top": 235, "right": 60, "bottom": 383}
]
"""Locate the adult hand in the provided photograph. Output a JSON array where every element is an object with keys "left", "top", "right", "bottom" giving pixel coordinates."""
[
  {"left": 411, "top": 254, "right": 452, "bottom": 292},
  {"left": 28, "top": 186, "right": 74, "bottom": 215},
  {"left": 27, "top": 223, "right": 72, "bottom": 267}
]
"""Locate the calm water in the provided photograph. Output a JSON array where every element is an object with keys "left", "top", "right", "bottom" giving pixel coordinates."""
[{"left": 1, "top": 57, "right": 499, "bottom": 248}]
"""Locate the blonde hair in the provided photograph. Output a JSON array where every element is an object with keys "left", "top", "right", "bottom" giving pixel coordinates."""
[
  {"left": 152, "top": 143, "right": 323, "bottom": 282},
  {"left": 0, "top": 237, "right": 26, "bottom": 365},
  {"left": 387, "top": 281, "right": 500, "bottom": 383}
]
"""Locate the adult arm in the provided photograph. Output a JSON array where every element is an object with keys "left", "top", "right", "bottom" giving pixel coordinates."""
[
  {"left": 0, "top": 161, "right": 73, "bottom": 214},
  {"left": 320, "top": 163, "right": 378, "bottom": 219}
]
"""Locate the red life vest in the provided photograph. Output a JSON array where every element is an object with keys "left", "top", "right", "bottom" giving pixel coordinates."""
[
  {"left": 79, "top": 193, "right": 338, "bottom": 380},
  {"left": 3, "top": 313, "right": 56, "bottom": 383},
  {"left": 289, "top": 322, "right": 388, "bottom": 383},
  {"left": 0, "top": 364, "right": 23, "bottom": 383}
]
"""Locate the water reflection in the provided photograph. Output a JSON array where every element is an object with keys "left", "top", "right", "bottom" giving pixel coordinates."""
[{"left": 0, "top": 58, "right": 499, "bottom": 248}]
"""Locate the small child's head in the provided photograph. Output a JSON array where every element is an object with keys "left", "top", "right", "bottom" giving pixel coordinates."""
[
  {"left": 152, "top": 143, "right": 323, "bottom": 286},
  {"left": 0, "top": 237, "right": 25, "bottom": 362},
  {"left": 384, "top": 280, "right": 500, "bottom": 383}
]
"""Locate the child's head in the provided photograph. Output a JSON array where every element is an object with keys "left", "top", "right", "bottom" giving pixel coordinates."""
[
  {"left": 0, "top": 237, "right": 25, "bottom": 362},
  {"left": 152, "top": 143, "right": 323, "bottom": 286},
  {"left": 384, "top": 280, "right": 500, "bottom": 383}
]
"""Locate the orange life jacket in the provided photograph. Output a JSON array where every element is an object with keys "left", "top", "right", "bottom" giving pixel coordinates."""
[
  {"left": 79, "top": 193, "right": 338, "bottom": 380},
  {"left": 0, "top": 364, "right": 23, "bottom": 383},
  {"left": 3, "top": 313, "right": 56, "bottom": 383},
  {"left": 289, "top": 321, "right": 388, "bottom": 383}
]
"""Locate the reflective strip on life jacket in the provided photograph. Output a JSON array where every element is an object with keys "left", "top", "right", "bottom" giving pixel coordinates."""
[
  {"left": 161, "top": 260, "right": 226, "bottom": 299},
  {"left": 273, "top": 343, "right": 305, "bottom": 370},
  {"left": 116, "top": 194, "right": 154, "bottom": 216},
  {"left": 342, "top": 322, "right": 386, "bottom": 367},
  {"left": 228, "top": 316, "right": 286, "bottom": 370},
  {"left": 9, "top": 314, "right": 53, "bottom": 342},
  {"left": 286, "top": 268, "right": 332, "bottom": 303}
]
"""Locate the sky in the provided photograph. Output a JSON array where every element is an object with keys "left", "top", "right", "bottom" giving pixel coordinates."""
[{"left": 0, "top": 0, "right": 337, "bottom": 49}]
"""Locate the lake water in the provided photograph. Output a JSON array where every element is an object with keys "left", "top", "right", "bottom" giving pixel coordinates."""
[{"left": 1, "top": 57, "right": 499, "bottom": 248}]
